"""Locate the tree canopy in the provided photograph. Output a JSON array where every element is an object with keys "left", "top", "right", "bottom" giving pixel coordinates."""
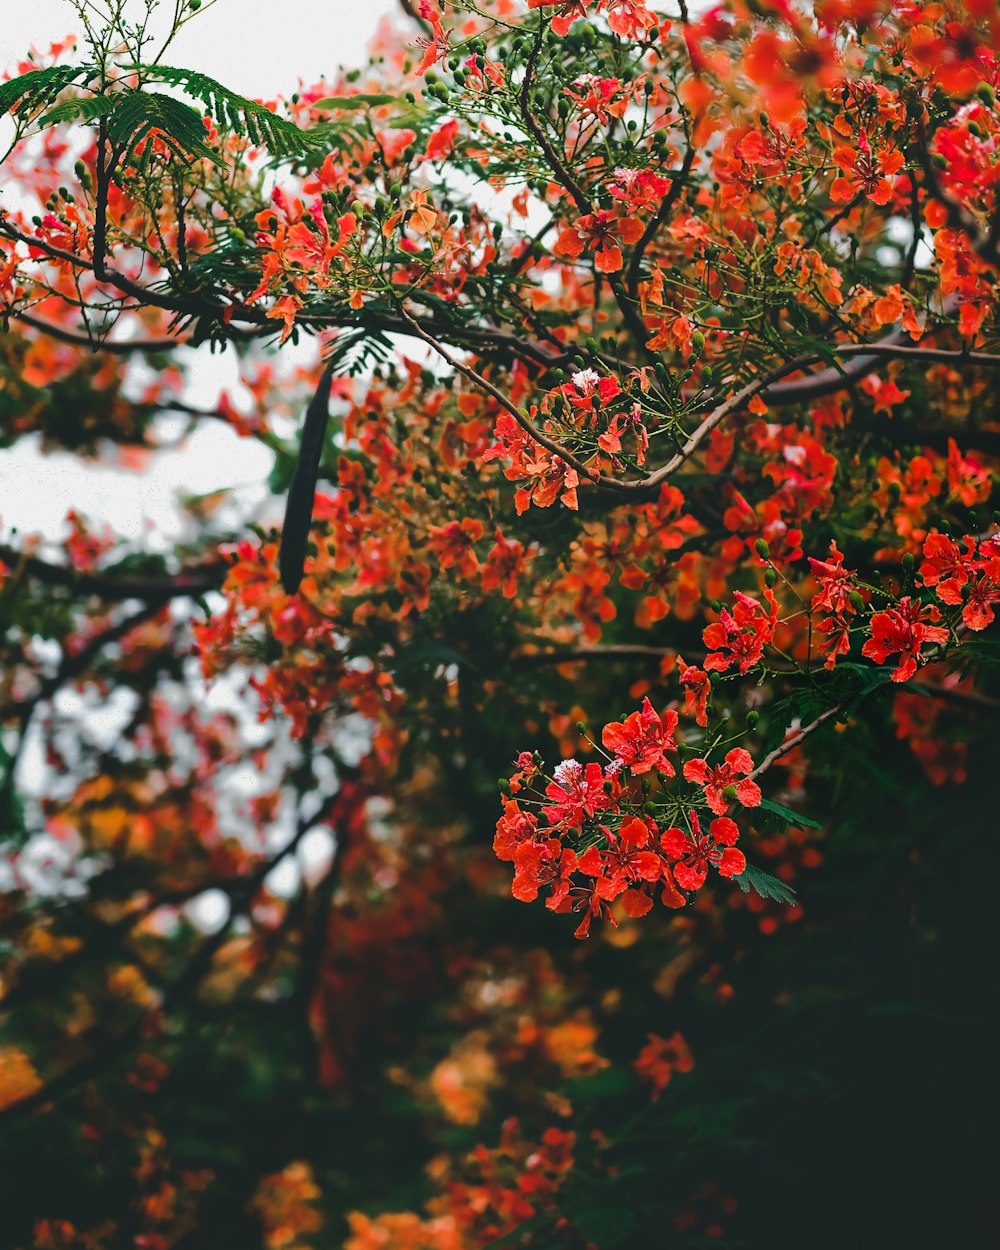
[{"left": 1, "top": 1, "right": 998, "bottom": 1247}]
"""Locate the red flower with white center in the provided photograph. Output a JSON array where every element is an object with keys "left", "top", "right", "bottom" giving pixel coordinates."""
[
  {"left": 561, "top": 368, "right": 621, "bottom": 410},
  {"left": 861, "top": 596, "right": 950, "bottom": 683},
  {"left": 542, "top": 760, "right": 614, "bottom": 830},
  {"left": 607, "top": 167, "right": 671, "bottom": 214},
  {"left": 563, "top": 74, "right": 625, "bottom": 125},
  {"left": 553, "top": 210, "right": 644, "bottom": 274},
  {"left": 601, "top": 697, "right": 679, "bottom": 776},
  {"left": 660, "top": 812, "right": 746, "bottom": 891},
  {"left": 683, "top": 748, "right": 761, "bottom": 816}
]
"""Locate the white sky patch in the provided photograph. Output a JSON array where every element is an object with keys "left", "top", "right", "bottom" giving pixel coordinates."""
[{"left": 0, "top": 0, "right": 397, "bottom": 543}]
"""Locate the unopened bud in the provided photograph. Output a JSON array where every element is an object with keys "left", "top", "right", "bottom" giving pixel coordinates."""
[
  {"left": 764, "top": 567, "right": 777, "bottom": 588},
  {"left": 576, "top": 721, "right": 587, "bottom": 733},
  {"left": 848, "top": 590, "right": 866, "bottom": 612},
  {"left": 722, "top": 785, "right": 739, "bottom": 802},
  {"left": 754, "top": 538, "right": 771, "bottom": 559},
  {"left": 746, "top": 710, "right": 760, "bottom": 729},
  {"left": 498, "top": 778, "right": 511, "bottom": 794}
]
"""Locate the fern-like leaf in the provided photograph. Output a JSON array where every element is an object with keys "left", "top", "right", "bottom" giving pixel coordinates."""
[
  {"left": 106, "top": 90, "right": 221, "bottom": 167},
  {"left": 0, "top": 64, "right": 98, "bottom": 119},
  {"left": 733, "top": 863, "right": 799, "bottom": 905},
  {"left": 126, "top": 65, "right": 320, "bottom": 155},
  {"left": 40, "top": 94, "right": 118, "bottom": 127}
]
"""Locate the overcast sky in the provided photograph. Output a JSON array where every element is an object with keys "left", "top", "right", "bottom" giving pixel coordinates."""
[
  {"left": 0, "top": 0, "right": 399, "bottom": 544},
  {"left": 1, "top": 0, "right": 398, "bottom": 95}
]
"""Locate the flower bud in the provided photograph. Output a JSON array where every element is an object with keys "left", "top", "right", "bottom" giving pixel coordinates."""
[
  {"left": 722, "top": 785, "right": 739, "bottom": 802},
  {"left": 848, "top": 590, "right": 866, "bottom": 612},
  {"left": 754, "top": 538, "right": 771, "bottom": 559},
  {"left": 576, "top": 721, "right": 587, "bottom": 733},
  {"left": 498, "top": 778, "right": 511, "bottom": 794},
  {"left": 746, "top": 710, "right": 760, "bottom": 729},
  {"left": 764, "top": 567, "right": 777, "bottom": 588}
]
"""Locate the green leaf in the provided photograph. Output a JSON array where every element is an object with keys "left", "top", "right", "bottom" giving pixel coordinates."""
[
  {"left": 125, "top": 65, "right": 321, "bottom": 156},
  {"left": 756, "top": 797, "right": 822, "bottom": 830},
  {"left": 0, "top": 64, "right": 99, "bottom": 120},
  {"left": 106, "top": 90, "right": 222, "bottom": 167},
  {"left": 39, "top": 94, "right": 117, "bottom": 127},
  {"left": 733, "top": 862, "right": 799, "bottom": 905}
]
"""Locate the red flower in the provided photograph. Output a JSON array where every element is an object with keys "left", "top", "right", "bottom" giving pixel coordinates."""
[
  {"left": 702, "top": 590, "right": 778, "bottom": 674},
  {"left": 679, "top": 660, "right": 711, "bottom": 727},
  {"left": 553, "top": 210, "right": 644, "bottom": 274},
  {"left": 861, "top": 596, "right": 950, "bottom": 682},
  {"left": 634, "top": 1031, "right": 694, "bottom": 1099},
  {"left": 512, "top": 839, "right": 576, "bottom": 903},
  {"left": 493, "top": 799, "right": 539, "bottom": 862},
  {"left": 661, "top": 812, "right": 746, "bottom": 891},
  {"left": 683, "top": 748, "right": 761, "bottom": 816},
  {"left": 481, "top": 528, "right": 527, "bottom": 599},
  {"left": 601, "top": 697, "right": 679, "bottom": 776},
  {"left": 602, "top": 816, "right": 664, "bottom": 890},
  {"left": 542, "top": 759, "right": 615, "bottom": 829}
]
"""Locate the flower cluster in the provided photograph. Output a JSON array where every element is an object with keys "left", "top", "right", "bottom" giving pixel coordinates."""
[{"left": 495, "top": 699, "right": 762, "bottom": 938}]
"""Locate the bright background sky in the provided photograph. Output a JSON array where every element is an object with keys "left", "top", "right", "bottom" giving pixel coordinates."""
[{"left": 0, "top": 0, "right": 398, "bottom": 544}]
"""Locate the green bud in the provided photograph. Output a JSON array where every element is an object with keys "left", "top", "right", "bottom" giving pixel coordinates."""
[
  {"left": 754, "top": 538, "right": 771, "bottom": 560},
  {"left": 576, "top": 721, "right": 587, "bottom": 733},
  {"left": 975, "top": 82, "right": 995, "bottom": 105},
  {"left": 722, "top": 785, "right": 739, "bottom": 802},
  {"left": 351, "top": 199, "right": 365, "bottom": 216},
  {"left": 746, "top": 710, "right": 760, "bottom": 729},
  {"left": 498, "top": 777, "right": 511, "bottom": 794},
  {"left": 643, "top": 800, "right": 658, "bottom": 815},
  {"left": 188, "top": 0, "right": 201, "bottom": 9},
  {"left": 848, "top": 590, "right": 866, "bottom": 612},
  {"left": 690, "top": 331, "right": 705, "bottom": 356},
  {"left": 902, "top": 551, "right": 914, "bottom": 572},
  {"left": 764, "top": 567, "right": 778, "bottom": 588}
]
